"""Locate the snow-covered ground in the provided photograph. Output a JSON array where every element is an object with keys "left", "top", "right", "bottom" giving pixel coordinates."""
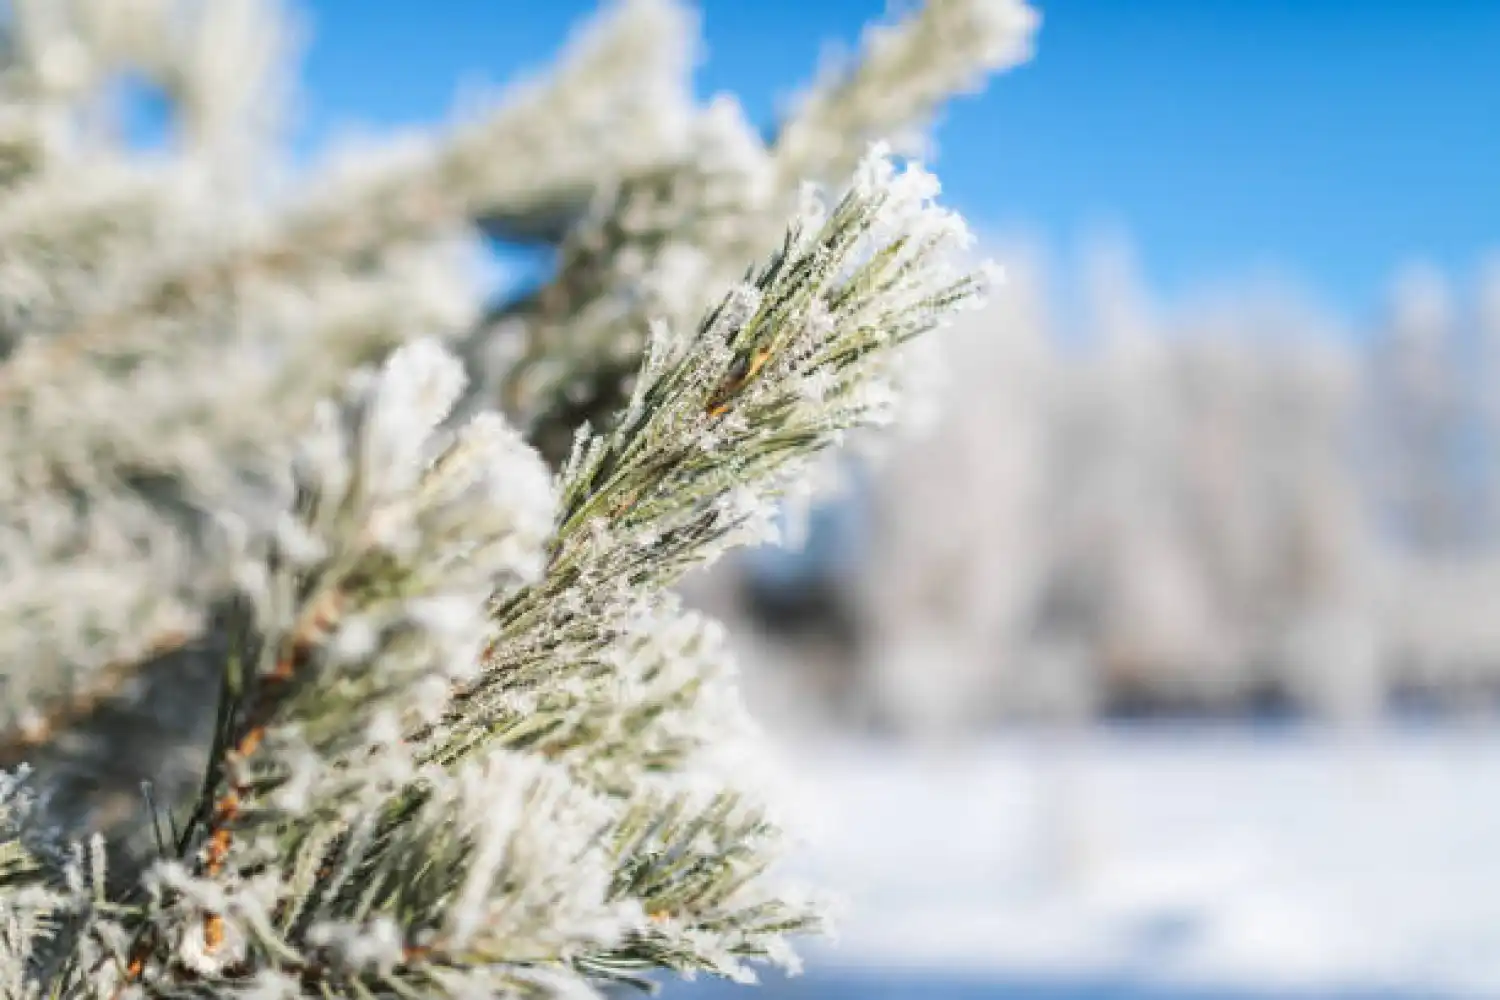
[{"left": 684, "top": 726, "right": 1500, "bottom": 998}]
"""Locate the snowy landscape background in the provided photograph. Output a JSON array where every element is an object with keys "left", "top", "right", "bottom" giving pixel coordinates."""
[{"left": 667, "top": 727, "right": 1500, "bottom": 999}]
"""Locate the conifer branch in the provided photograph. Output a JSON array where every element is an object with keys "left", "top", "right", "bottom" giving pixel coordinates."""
[{"left": 0, "top": 2, "right": 1034, "bottom": 995}]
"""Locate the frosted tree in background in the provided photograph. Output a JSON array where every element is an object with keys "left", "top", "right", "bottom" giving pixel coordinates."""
[
  {"left": 730, "top": 239, "right": 1497, "bottom": 730},
  {"left": 855, "top": 245, "right": 1053, "bottom": 733},
  {"left": 1372, "top": 261, "right": 1500, "bottom": 705},
  {"left": 0, "top": 0, "right": 1040, "bottom": 994},
  {"left": 1477, "top": 256, "right": 1500, "bottom": 542},
  {"left": 1170, "top": 298, "right": 1377, "bottom": 719},
  {"left": 1372, "top": 264, "right": 1466, "bottom": 552},
  {"left": 1047, "top": 241, "right": 1212, "bottom": 709}
]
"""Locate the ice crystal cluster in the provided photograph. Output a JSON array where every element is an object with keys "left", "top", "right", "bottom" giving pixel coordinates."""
[{"left": 0, "top": 0, "right": 1036, "bottom": 995}]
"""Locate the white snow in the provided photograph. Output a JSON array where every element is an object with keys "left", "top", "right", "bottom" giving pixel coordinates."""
[{"left": 771, "top": 726, "right": 1500, "bottom": 997}]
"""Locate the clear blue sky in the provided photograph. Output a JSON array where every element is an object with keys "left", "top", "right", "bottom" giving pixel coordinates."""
[{"left": 295, "top": 0, "right": 1500, "bottom": 322}]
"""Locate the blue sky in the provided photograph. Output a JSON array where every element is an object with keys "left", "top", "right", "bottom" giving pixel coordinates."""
[{"left": 295, "top": 1, "right": 1500, "bottom": 323}]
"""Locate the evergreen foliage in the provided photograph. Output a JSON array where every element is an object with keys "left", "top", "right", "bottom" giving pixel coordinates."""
[{"left": 0, "top": 0, "right": 1037, "bottom": 994}]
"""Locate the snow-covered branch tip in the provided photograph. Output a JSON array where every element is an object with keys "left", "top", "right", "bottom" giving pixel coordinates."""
[
  {"left": 445, "top": 144, "right": 990, "bottom": 743},
  {"left": 774, "top": 0, "right": 1040, "bottom": 185}
]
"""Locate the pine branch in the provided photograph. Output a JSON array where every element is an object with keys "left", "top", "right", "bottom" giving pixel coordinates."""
[
  {"left": 0, "top": 0, "right": 696, "bottom": 769},
  {"left": 481, "top": 0, "right": 1038, "bottom": 469},
  {"left": 447, "top": 148, "right": 987, "bottom": 747},
  {"left": 89, "top": 147, "right": 982, "bottom": 996},
  {"left": 773, "top": 0, "right": 1040, "bottom": 186},
  {"left": 0, "top": 3, "right": 1032, "bottom": 995},
  {"left": 484, "top": 98, "right": 774, "bottom": 466},
  {"left": 0, "top": 0, "right": 693, "bottom": 405}
]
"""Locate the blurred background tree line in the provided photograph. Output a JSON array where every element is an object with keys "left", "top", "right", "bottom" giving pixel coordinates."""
[{"left": 690, "top": 246, "right": 1500, "bottom": 735}]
